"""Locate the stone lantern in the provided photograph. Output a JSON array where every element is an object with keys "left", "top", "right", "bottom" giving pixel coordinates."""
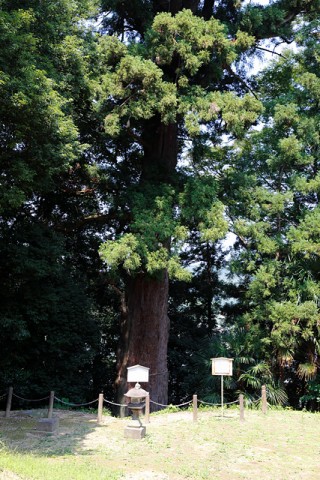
[{"left": 124, "top": 364, "right": 149, "bottom": 439}]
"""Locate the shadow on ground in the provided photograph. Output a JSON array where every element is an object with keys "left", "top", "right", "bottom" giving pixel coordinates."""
[{"left": 0, "top": 409, "right": 112, "bottom": 457}]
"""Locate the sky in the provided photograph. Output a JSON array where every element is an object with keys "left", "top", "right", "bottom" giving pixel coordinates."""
[{"left": 243, "top": 0, "right": 270, "bottom": 5}]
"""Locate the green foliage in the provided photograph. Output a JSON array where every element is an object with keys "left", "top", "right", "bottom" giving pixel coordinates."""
[
  {"left": 225, "top": 12, "right": 320, "bottom": 407},
  {"left": 299, "top": 376, "right": 320, "bottom": 410},
  {"left": 288, "top": 208, "right": 320, "bottom": 257},
  {"left": 99, "top": 173, "right": 228, "bottom": 279},
  {"left": 99, "top": 233, "right": 142, "bottom": 271},
  {"left": 96, "top": 8, "right": 263, "bottom": 139},
  {"left": 151, "top": 404, "right": 180, "bottom": 415},
  {"left": 0, "top": 223, "right": 99, "bottom": 399},
  {"left": 239, "top": 362, "right": 288, "bottom": 406},
  {"left": 0, "top": 0, "right": 104, "bottom": 401},
  {"left": 148, "top": 9, "right": 236, "bottom": 74},
  {"left": 0, "top": 3, "right": 94, "bottom": 215}
]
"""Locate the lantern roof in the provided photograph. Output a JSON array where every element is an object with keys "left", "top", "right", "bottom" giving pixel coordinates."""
[{"left": 124, "top": 383, "right": 149, "bottom": 399}]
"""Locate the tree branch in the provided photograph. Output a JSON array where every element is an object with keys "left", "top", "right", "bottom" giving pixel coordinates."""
[
  {"left": 255, "top": 46, "right": 286, "bottom": 58},
  {"left": 55, "top": 211, "right": 131, "bottom": 233},
  {"left": 225, "top": 65, "right": 259, "bottom": 100}
]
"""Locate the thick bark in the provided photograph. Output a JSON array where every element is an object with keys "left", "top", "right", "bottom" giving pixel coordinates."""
[
  {"left": 115, "top": 271, "right": 170, "bottom": 409},
  {"left": 141, "top": 118, "right": 178, "bottom": 181},
  {"left": 202, "top": 0, "right": 215, "bottom": 20}
]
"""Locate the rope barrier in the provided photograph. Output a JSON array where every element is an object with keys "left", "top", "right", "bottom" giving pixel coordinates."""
[
  {"left": 198, "top": 400, "right": 221, "bottom": 406},
  {"left": 198, "top": 399, "right": 239, "bottom": 406},
  {"left": 149, "top": 400, "right": 169, "bottom": 407},
  {"left": 247, "top": 398, "right": 261, "bottom": 406},
  {"left": 150, "top": 370, "right": 168, "bottom": 377},
  {"left": 103, "top": 398, "right": 127, "bottom": 407},
  {"left": 150, "top": 399, "right": 192, "bottom": 408},
  {"left": 225, "top": 399, "right": 239, "bottom": 405},
  {"left": 54, "top": 396, "right": 98, "bottom": 407},
  {"left": 2, "top": 390, "right": 262, "bottom": 412},
  {"left": 12, "top": 393, "right": 50, "bottom": 402}
]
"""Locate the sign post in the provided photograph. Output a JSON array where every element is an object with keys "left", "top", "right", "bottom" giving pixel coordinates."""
[{"left": 211, "top": 357, "right": 233, "bottom": 417}]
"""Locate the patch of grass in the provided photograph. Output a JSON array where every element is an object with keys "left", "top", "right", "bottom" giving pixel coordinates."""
[
  {"left": 0, "top": 450, "right": 121, "bottom": 480},
  {"left": 0, "top": 408, "right": 320, "bottom": 479}
]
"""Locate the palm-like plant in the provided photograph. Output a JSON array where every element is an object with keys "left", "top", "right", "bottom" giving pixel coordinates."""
[
  {"left": 188, "top": 324, "right": 288, "bottom": 406},
  {"left": 238, "top": 362, "right": 288, "bottom": 406}
]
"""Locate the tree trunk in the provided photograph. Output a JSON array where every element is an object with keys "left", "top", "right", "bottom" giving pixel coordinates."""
[
  {"left": 115, "top": 271, "right": 170, "bottom": 410},
  {"left": 115, "top": 118, "right": 177, "bottom": 411}
]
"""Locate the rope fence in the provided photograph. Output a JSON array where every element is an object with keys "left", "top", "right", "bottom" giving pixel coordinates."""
[
  {"left": 54, "top": 396, "right": 99, "bottom": 407},
  {"left": 1, "top": 385, "right": 269, "bottom": 423},
  {"left": 198, "top": 399, "right": 239, "bottom": 406},
  {"left": 103, "top": 398, "right": 127, "bottom": 407},
  {"left": 150, "top": 399, "right": 192, "bottom": 408},
  {"left": 12, "top": 393, "right": 50, "bottom": 402}
]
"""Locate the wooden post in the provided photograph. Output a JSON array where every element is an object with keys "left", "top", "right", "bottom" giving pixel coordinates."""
[
  {"left": 261, "top": 385, "right": 267, "bottom": 414},
  {"left": 239, "top": 394, "right": 245, "bottom": 422},
  {"left": 145, "top": 393, "right": 150, "bottom": 424},
  {"left": 48, "top": 391, "right": 54, "bottom": 419},
  {"left": 119, "top": 402, "right": 126, "bottom": 418},
  {"left": 97, "top": 393, "right": 103, "bottom": 424},
  {"left": 221, "top": 375, "right": 224, "bottom": 417},
  {"left": 5, "top": 386, "right": 13, "bottom": 418},
  {"left": 193, "top": 394, "right": 198, "bottom": 422}
]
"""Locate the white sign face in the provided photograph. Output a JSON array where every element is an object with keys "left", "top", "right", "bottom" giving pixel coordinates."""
[
  {"left": 211, "top": 358, "right": 233, "bottom": 376},
  {"left": 127, "top": 364, "right": 149, "bottom": 382}
]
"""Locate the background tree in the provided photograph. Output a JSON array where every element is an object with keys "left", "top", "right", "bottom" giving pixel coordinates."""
[
  {"left": 224, "top": 13, "right": 320, "bottom": 406},
  {"left": 0, "top": 222, "right": 98, "bottom": 400},
  {"left": 0, "top": 0, "right": 109, "bottom": 401},
  {"left": 167, "top": 239, "right": 226, "bottom": 403}
]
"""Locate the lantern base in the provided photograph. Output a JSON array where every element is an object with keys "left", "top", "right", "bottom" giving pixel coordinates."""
[{"left": 124, "top": 425, "right": 146, "bottom": 439}]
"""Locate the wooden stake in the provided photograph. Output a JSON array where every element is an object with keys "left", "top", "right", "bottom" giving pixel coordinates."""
[
  {"left": 262, "top": 385, "right": 267, "bottom": 414},
  {"left": 145, "top": 393, "right": 150, "bottom": 423},
  {"left": 221, "top": 375, "right": 224, "bottom": 417},
  {"left": 97, "top": 393, "right": 103, "bottom": 424},
  {"left": 239, "top": 394, "right": 245, "bottom": 422},
  {"left": 48, "top": 391, "right": 54, "bottom": 419},
  {"left": 5, "top": 386, "right": 13, "bottom": 418},
  {"left": 193, "top": 394, "right": 198, "bottom": 422}
]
